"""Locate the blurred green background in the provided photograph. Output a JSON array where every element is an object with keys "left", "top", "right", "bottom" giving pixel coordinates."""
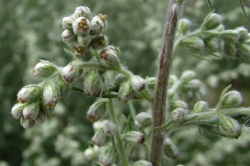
[{"left": 1, "top": 0, "right": 250, "bottom": 165}]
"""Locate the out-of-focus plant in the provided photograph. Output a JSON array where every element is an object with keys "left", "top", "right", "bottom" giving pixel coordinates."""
[{"left": 10, "top": 1, "right": 250, "bottom": 166}]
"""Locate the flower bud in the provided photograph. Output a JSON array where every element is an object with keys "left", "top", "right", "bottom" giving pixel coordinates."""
[
  {"left": 193, "top": 101, "right": 208, "bottom": 113},
  {"left": 202, "top": 13, "right": 221, "bottom": 30},
  {"left": 35, "top": 111, "right": 46, "bottom": 124},
  {"left": 43, "top": 80, "right": 60, "bottom": 108},
  {"left": 118, "top": 81, "right": 135, "bottom": 102},
  {"left": 177, "top": 19, "right": 191, "bottom": 35},
  {"left": 17, "top": 84, "right": 41, "bottom": 103},
  {"left": 205, "top": 38, "right": 219, "bottom": 53},
  {"left": 20, "top": 117, "right": 35, "bottom": 129},
  {"left": 40, "top": 102, "right": 54, "bottom": 117},
  {"left": 61, "top": 29, "right": 77, "bottom": 46},
  {"left": 61, "top": 64, "right": 82, "bottom": 84},
  {"left": 183, "top": 79, "right": 201, "bottom": 90},
  {"left": 123, "top": 131, "right": 145, "bottom": 144},
  {"left": 55, "top": 77, "right": 71, "bottom": 100},
  {"left": 131, "top": 76, "right": 146, "bottom": 92},
  {"left": 237, "top": 43, "right": 250, "bottom": 62},
  {"left": 87, "top": 100, "right": 107, "bottom": 122},
  {"left": 11, "top": 103, "right": 25, "bottom": 119},
  {"left": 23, "top": 102, "right": 40, "bottom": 120},
  {"left": 92, "top": 130, "right": 106, "bottom": 146},
  {"left": 103, "top": 121, "right": 116, "bottom": 136},
  {"left": 171, "top": 100, "right": 188, "bottom": 109},
  {"left": 72, "top": 17, "right": 91, "bottom": 35},
  {"left": 180, "top": 37, "right": 204, "bottom": 53},
  {"left": 77, "top": 34, "right": 91, "bottom": 47},
  {"left": 83, "top": 70, "right": 106, "bottom": 96},
  {"left": 163, "top": 138, "right": 179, "bottom": 159},
  {"left": 223, "top": 43, "right": 237, "bottom": 58},
  {"left": 219, "top": 116, "right": 241, "bottom": 139},
  {"left": 83, "top": 145, "right": 101, "bottom": 161},
  {"left": 235, "top": 27, "right": 248, "bottom": 41},
  {"left": 221, "top": 90, "right": 242, "bottom": 108},
  {"left": 114, "top": 74, "right": 128, "bottom": 87},
  {"left": 180, "top": 70, "right": 196, "bottom": 83},
  {"left": 62, "top": 16, "right": 74, "bottom": 29},
  {"left": 99, "top": 45, "right": 121, "bottom": 69},
  {"left": 72, "top": 44, "right": 90, "bottom": 58},
  {"left": 90, "top": 14, "right": 108, "bottom": 35},
  {"left": 91, "top": 34, "right": 108, "bottom": 50},
  {"left": 73, "top": 6, "right": 91, "bottom": 20},
  {"left": 220, "top": 30, "right": 239, "bottom": 43},
  {"left": 99, "top": 145, "right": 114, "bottom": 166},
  {"left": 171, "top": 108, "right": 186, "bottom": 124},
  {"left": 133, "top": 160, "right": 152, "bottom": 166},
  {"left": 135, "top": 112, "right": 152, "bottom": 128},
  {"left": 146, "top": 77, "right": 156, "bottom": 89},
  {"left": 32, "top": 60, "right": 58, "bottom": 77}
]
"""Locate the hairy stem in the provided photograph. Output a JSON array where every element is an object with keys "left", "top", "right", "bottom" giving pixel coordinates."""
[
  {"left": 108, "top": 98, "right": 129, "bottom": 166},
  {"left": 149, "top": 0, "right": 182, "bottom": 165}
]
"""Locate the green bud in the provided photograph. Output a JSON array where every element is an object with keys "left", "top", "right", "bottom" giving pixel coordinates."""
[
  {"left": 17, "top": 84, "right": 41, "bottom": 103},
  {"left": 92, "top": 130, "right": 107, "bottom": 147},
  {"left": 72, "top": 17, "right": 91, "bottom": 35},
  {"left": 83, "top": 70, "right": 106, "bottom": 96},
  {"left": 43, "top": 80, "right": 60, "bottom": 108},
  {"left": 87, "top": 100, "right": 107, "bottom": 122},
  {"left": 77, "top": 34, "right": 91, "bottom": 47},
  {"left": 40, "top": 102, "right": 54, "bottom": 117},
  {"left": 61, "top": 64, "right": 82, "bottom": 84},
  {"left": 221, "top": 90, "right": 242, "bottom": 108},
  {"left": 180, "top": 37, "right": 204, "bottom": 53},
  {"left": 73, "top": 6, "right": 91, "bottom": 20},
  {"left": 103, "top": 121, "right": 116, "bottom": 137},
  {"left": 237, "top": 43, "right": 250, "bottom": 62},
  {"left": 99, "top": 145, "right": 114, "bottom": 166},
  {"left": 182, "top": 79, "right": 201, "bottom": 90},
  {"left": 193, "top": 101, "right": 209, "bottom": 113},
  {"left": 171, "top": 108, "right": 187, "bottom": 124},
  {"left": 177, "top": 19, "right": 191, "bottom": 35},
  {"left": 83, "top": 145, "right": 101, "bottom": 161},
  {"left": 35, "top": 111, "right": 46, "bottom": 124},
  {"left": 114, "top": 74, "right": 128, "bottom": 87},
  {"left": 118, "top": 81, "right": 135, "bottom": 102},
  {"left": 133, "top": 160, "right": 152, "bottom": 166},
  {"left": 20, "top": 117, "right": 35, "bottom": 129},
  {"left": 180, "top": 70, "right": 196, "bottom": 83},
  {"left": 123, "top": 131, "right": 145, "bottom": 144},
  {"left": 23, "top": 102, "right": 40, "bottom": 120},
  {"left": 171, "top": 100, "right": 188, "bottom": 109},
  {"left": 243, "top": 0, "right": 250, "bottom": 7},
  {"left": 62, "top": 16, "right": 74, "bottom": 29},
  {"left": 146, "top": 77, "right": 156, "bottom": 89},
  {"left": 223, "top": 43, "right": 237, "bottom": 58},
  {"left": 202, "top": 13, "right": 222, "bottom": 30},
  {"left": 235, "top": 27, "right": 248, "bottom": 41},
  {"left": 90, "top": 14, "right": 108, "bottom": 35},
  {"left": 205, "top": 38, "right": 219, "bottom": 53},
  {"left": 99, "top": 46, "right": 121, "bottom": 69},
  {"left": 219, "top": 116, "right": 241, "bottom": 139},
  {"left": 220, "top": 30, "right": 239, "bottom": 43},
  {"left": 91, "top": 34, "right": 108, "bottom": 50},
  {"left": 163, "top": 138, "right": 179, "bottom": 159},
  {"left": 56, "top": 77, "right": 71, "bottom": 100},
  {"left": 32, "top": 60, "right": 58, "bottom": 78},
  {"left": 135, "top": 112, "right": 152, "bottom": 128},
  {"left": 61, "top": 29, "right": 77, "bottom": 46},
  {"left": 11, "top": 103, "right": 25, "bottom": 119},
  {"left": 131, "top": 75, "right": 146, "bottom": 92}
]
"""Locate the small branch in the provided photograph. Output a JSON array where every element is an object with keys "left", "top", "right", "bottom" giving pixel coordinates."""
[{"left": 149, "top": 0, "right": 182, "bottom": 165}]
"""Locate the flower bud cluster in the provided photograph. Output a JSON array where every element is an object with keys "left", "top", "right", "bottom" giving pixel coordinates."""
[
  {"left": 61, "top": 6, "right": 108, "bottom": 60},
  {"left": 12, "top": 76, "right": 71, "bottom": 128}
]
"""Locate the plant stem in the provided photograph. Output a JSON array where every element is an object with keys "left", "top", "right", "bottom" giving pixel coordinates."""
[
  {"left": 149, "top": 0, "right": 182, "bottom": 165},
  {"left": 108, "top": 98, "right": 129, "bottom": 166}
]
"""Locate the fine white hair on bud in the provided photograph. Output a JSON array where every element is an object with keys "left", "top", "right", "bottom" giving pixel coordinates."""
[
  {"left": 72, "top": 44, "right": 90, "bottom": 58},
  {"left": 20, "top": 117, "right": 35, "bottom": 129},
  {"left": 123, "top": 131, "right": 145, "bottom": 144},
  {"left": 11, "top": 103, "right": 25, "bottom": 119},
  {"left": 43, "top": 80, "right": 60, "bottom": 108},
  {"left": 180, "top": 37, "right": 205, "bottom": 53},
  {"left": 61, "top": 29, "right": 77, "bottom": 46},
  {"left": 202, "top": 13, "right": 222, "bottom": 30},
  {"left": 87, "top": 100, "right": 107, "bottom": 122},
  {"left": 40, "top": 103, "right": 54, "bottom": 117},
  {"left": 77, "top": 34, "right": 91, "bottom": 47},
  {"left": 92, "top": 130, "right": 107, "bottom": 147},
  {"left": 32, "top": 60, "right": 58, "bottom": 78},
  {"left": 131, "top": 75, "right": 146, "bottom": 92},
  {"left": 99, "top": 45, "right": 121, "bottom": 69},
  {"left": 61, "top": 64, "right": 81, "bottom": 84},
  {"left": 72, "top": 17, "right": 91, "bottom": 35},
  {"left": 171, "top": 108, "right": 187, "bottom": 124},
  {"left": 221, "top": 90, "right": 242, "bottom": 108},
  {"left": 118, "top": 81, "right": 135, "bottom": 102},
  {"left": 35, "top": 111, "right": 46, "bottom": 124},
  {"left": 73, "top": 6, "right": 91, "bottom": 20},
  {"left": 62, "top": 16, "right": 74, "bottom": 29},
  {"left": 219, "top": 115, "right": 241, "bottom": 139},
  {"left": 163, "top": 138, "right": 179, "bottom": 159},
  {"left": 180, "top": 70, "right": 196, "bottom": 83},
  {"left": 220, "top": 30, "right": 239, "bottom": 44},
  {"left": 193, "top": 101, "right": 209, "bottom": 113},
  {"left": 23, "top": 102, "right": 40, "bottom": 120},
  {"left": 56, "top": 77, "right": 71, "bottom": 101},
  {"left": 177, "top": 19, "right": 191, "bottom": 35},
  {"left": 17, "top": 84, "right": 41, "bottom": 103},
  {"left": 91, "top": 34, "right": 108, "bottom": 50},
  {"left": 90, "top": 14, "right": 108, "bottom": 35},
  {"left": 135, "top": 112, "right": 152, "bottom": 128},
  {"left": 103, "top": 121, "right": 116, "bottom": 136},
  {"left": 98, "top": 145, "right": 114, "bottom": 166}
]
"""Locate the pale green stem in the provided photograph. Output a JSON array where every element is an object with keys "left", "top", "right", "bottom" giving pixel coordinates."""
[{"left": 108, "top": 98, "right": 130, "bottom": 166}]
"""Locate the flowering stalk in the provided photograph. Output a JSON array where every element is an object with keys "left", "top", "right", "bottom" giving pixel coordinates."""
[{"left": 150, "top": 0, "right": 183, "bottom": 165}]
